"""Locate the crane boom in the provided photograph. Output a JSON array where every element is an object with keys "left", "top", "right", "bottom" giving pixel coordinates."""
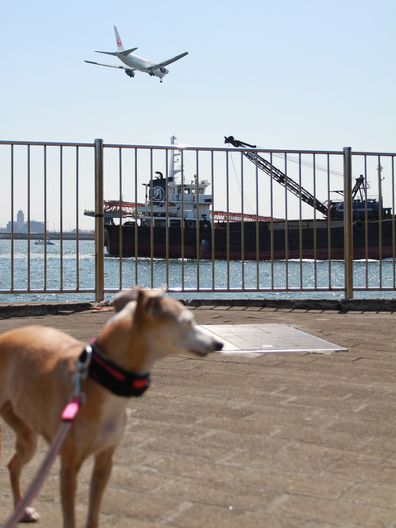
[{"left": 224, "top": 136, "right": 329, "bottom": 217}]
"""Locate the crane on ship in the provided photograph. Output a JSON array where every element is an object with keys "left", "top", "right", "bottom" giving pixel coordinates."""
[
  {"left": 224, "top": 136, "right": 387, "bottom": 220},
  {"left": 225, "top": 136, "right": 329, "bottom": 217}
]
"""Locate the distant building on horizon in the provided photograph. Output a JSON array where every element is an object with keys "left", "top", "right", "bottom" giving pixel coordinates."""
[{"left": 6, "top": 209, "right": 46, "bottom": 233}]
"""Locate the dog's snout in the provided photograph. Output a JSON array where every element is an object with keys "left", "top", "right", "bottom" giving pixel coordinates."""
[{"left": 213, "top": 339, "right": 223, "bottom": 351}]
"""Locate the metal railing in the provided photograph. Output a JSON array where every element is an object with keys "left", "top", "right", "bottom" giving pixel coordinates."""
[
  {"left": 0, "top": 140, "right": 96, "bottom": 301},
  {"left": 0, "top": 139, "right": 395, "bottom": 302},
  {"left": 350, "top": 150, "right": 396, "bottom": 295}
]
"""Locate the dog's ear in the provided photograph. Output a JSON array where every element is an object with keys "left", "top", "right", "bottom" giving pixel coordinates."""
[
  {"left": 112, "top": 288, "right": 140, "bottom": 312},
  {"left": 134, "top": 289, "right": 165, "bottom": 322},
  {"left": 145, "top": 295, "right": 165, "bottom": 317}
]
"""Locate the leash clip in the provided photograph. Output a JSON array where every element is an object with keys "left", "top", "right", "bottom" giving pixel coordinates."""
[{"left": 70, "top": 344, "right": 93, "bottom": 404}]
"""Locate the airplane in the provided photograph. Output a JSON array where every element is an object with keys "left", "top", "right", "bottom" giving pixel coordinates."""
[{"left": 84, "top": 26, "right": 188, "bottom": 82}]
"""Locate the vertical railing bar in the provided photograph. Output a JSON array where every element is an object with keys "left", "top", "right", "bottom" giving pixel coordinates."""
[
  {"left": 378, "top": 155, "right": 383, "bottom": 288},
  {"left": 255, "top": 153, "right": 259, "bottom": 290},
  {"left": 312, "top": 153, "right": 317, "bottom": 290},
  {"left": 94, "top": 138, "right": 105, "bottom": 302},
  {"left": 298, "top": 153, "right": 303, "bottom": 290},
  {"left": 270, "top": 152, "right": 274, "bottom": 290},
  {"left": 364, "top": 155, "right": 369, "bottom": 288},
  {"left": 75, "top": 146, "right": 80, "bottom": 292},
  {"left": 240, "top": 152, "right": 245, "bottom": 290},
  {"left": 149, "top": 148, "right": 154, "bottom": 288},
  {"left": 165, "top": 148, "right": 170, "bottom": 289},
  {"left": 134, "top": 148, "right": 138, "bottom": 285},
  {"left": 118, "top": 148, "right": 123, "bottom": 290},
  {"left": 226, "top": 151, "right": 230, "bottom": 291},
  {"left": 180, "top": 150, "right": 185, "bottom": 290},
  {"left": 27, "top": 144, "right": 31, "bottom": 291},
  {"left": 44, "top": 146, "right": 48, "bottom": 291},
  {"left": 211, "top": 150, "right": 215, "bottom": 291},
  {"left": 59, "top": 146, "right": 64, "bottom": 291},
  {"left": 195, "top": 149, "right": 200, "bottom": 291},
  {"left": 343, "top": 147, "right": 353, "bottom": 300},
  {"left": 391, "top": 156, "right": 396, "bottom": 289},
  {"left": 327, "top": 154, "right": 331, "bottom": 290},
  {"left": 284, "top": 153, "right": 288, "bottom": 291},
  {"left": 392, "top": 156, "right": 395, "bottom": 289},
  {"left": 10, "top": 145, "right": 14, "bottom": 291}
]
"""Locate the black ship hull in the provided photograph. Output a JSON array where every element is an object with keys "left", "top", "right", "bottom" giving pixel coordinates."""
[{"left": 105, "top": 218, "right": 395, "bottom": 260}]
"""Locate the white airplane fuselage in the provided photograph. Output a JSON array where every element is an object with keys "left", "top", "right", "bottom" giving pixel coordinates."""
[{"left": 119, "top": 53, "right": 168, "bottom": 79}]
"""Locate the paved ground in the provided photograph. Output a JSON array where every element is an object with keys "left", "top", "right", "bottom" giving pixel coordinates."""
[{"left": 0, "top": 304, "right": 395, "bottom": 527}]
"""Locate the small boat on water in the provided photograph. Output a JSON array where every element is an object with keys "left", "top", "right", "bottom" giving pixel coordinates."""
[{"left": 34, "top": 239, "right": 55, "bottom": 246}]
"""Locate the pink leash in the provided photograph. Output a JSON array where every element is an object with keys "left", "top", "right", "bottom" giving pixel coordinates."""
[
  {"left": 3, "top": 400, "right": 81, "bottom": 528},
  {"left": 2, "top": 346, "right": 92, "bottom": 528}
]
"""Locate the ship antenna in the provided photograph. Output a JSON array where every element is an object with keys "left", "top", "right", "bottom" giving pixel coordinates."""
[{"left": 169, "top": 136, "right": 177, "bottom": 180}]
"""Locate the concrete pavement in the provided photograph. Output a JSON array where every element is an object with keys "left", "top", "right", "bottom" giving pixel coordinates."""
[{"left": 0, "top": 304, "right": 395, "bottom": 527}]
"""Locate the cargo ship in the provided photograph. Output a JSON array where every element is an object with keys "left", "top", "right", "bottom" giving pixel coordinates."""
[{"left": 87, "top": 137, "right": 395, "bottom": 260}]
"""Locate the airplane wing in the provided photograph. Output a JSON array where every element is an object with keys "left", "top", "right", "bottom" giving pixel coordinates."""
[
  {"left": 148, "top": 51, "right": 188, "bottom": 72},
  {"left": 84, "top": 60, "right": 134, "bottom": 73}
]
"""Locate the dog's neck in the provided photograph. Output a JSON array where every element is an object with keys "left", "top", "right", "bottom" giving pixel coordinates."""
[{"left": 94, "top": 316, "right": 152, "bottom": 374}]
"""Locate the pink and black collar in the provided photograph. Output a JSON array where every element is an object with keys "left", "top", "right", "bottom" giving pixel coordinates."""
[{"left": 80, "top": 342, "right": 151, "bottom": 398}]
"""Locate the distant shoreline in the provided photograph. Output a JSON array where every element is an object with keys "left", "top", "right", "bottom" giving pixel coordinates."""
[{"left": 0, "top": 232, "right": 94, "bottom": 241}]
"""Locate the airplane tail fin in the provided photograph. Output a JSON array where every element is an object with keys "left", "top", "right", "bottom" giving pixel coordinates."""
[
  {"left": 114, "top": 25, "right": 124, "bottom": 52},
  {"left": 95, "top": 27, "right": 137, "bottom": 57}
]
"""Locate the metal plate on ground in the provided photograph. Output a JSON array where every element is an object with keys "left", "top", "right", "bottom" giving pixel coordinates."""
[{"left": 200, "top": 324, "right": 347, "bottom": 355}]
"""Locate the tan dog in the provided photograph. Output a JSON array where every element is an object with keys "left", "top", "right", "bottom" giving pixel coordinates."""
[{"left": 0, "top": 288, "right": 223, "bottom": 528}]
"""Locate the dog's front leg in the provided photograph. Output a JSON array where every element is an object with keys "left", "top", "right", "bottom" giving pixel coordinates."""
[
  {"left": 60, "top": 454, "right": 81, "bottom": 528},
  {"left": 86, "top": 446, "right": 116, "bottom": 528},
  {"left": 1, "top": 401, "right": 40, "bottom": 522}
]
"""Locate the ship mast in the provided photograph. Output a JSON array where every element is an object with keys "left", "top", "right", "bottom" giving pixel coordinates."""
[{"left": 169, "top": 135, "right": 181, "bottom": 181}]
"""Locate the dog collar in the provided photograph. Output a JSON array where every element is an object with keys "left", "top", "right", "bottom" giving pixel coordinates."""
[{"left": 83, "top": 342, "right": 151, "bottom": 398}]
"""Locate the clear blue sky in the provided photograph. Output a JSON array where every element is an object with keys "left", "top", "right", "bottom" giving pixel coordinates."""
[{"left": 1, "top": 0, "right": 395, "bottom": 151}]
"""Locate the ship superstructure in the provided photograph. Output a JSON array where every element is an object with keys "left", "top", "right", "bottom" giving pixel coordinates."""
[{"left": 138, "top": 136, "right": 212, "bottom": 229}]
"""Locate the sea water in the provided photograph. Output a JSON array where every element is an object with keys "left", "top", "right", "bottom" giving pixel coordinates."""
[{"left": 0, "top": 240, "right": 395, "bottom": 303}]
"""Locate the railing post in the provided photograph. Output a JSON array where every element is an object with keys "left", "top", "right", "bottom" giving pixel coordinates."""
[
  {"left": 343, "top": 147, "right": 353, "bottom": 300},
  {"left": 94, "top": 138, "right": 104, "bottom": 302}
]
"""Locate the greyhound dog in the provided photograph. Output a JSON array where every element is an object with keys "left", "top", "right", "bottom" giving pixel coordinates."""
[{"left": 0, "top": 288, "right": 223, "bottom": 527}]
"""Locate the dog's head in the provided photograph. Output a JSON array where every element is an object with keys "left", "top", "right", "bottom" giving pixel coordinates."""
[{"left": 112, "top": 288, "right": 223, "bottom": 358}]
